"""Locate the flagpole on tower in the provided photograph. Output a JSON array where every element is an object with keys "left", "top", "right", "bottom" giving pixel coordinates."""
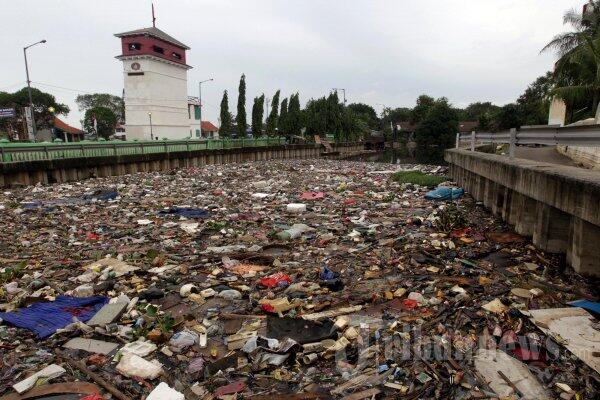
[{"left": 152, "top": 3, "right": 156, "bottom": 27}]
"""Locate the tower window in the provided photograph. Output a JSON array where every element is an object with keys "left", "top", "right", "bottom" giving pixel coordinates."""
[
  {"left": 152, "top": 45, "right": 164, "bottom": 54},
  {"left": 172, "top": 52, "right": 182, "bottom": 60},
  {"left": 128, "top": 42, "right": 141, "bottom": 51}
]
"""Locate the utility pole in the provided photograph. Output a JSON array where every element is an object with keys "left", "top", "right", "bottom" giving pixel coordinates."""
[
  {"left": 333, "top": 88, "right": 346, "bottom": 105},
  {"left": 23, "top": 39, "right": 47, "bottom": 141},
  {"left": 198, "top": 78, "right": 214, "bottom": 137}
]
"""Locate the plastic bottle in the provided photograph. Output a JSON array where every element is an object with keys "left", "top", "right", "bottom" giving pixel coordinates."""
[{"left": 276, "top": 223, "right": 311, "bottom": 240}]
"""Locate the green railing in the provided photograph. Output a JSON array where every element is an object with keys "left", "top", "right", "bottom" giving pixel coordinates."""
[{"left": 0, "top": 137, "right": 286, "bottom": 162}]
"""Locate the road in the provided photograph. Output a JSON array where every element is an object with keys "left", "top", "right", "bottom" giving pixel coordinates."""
[{"left": 514, "top": 145, "right": 579, "bottom": 167}]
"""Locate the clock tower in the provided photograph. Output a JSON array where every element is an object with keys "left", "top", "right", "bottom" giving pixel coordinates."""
[{"left": 115, "top": 25, "right": 192, "bottom": 140}]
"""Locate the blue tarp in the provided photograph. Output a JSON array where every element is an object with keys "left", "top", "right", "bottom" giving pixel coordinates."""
[
  {"left": 0, "top": 295, "right": 108, "bottom": 338},
  {"left": 425, "top": 186, "right": 464, "bottom": 201},
  {"left": 157, "top": 207, "right": 210, "bottom": 219},
  {"left": 568, "top": 300, "right": 600, "bottom": 315}
]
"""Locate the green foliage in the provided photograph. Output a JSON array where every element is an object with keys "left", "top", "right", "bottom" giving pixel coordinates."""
[
  {"left": 543, "top": 2, "right": 600, "bottom": 117},
  {"left": 266, "top": 90, "right": 280, "bottom": 135},
  {"left": 287, "top": 93, "right": 303, "bottom": 136},
  {"left": 0, "top": 87, "right": 70, "bottom": 133},
  {"left": 304, "top": 92, "right": 363, "bottom": 141},
  {"left": 391, "top": 171, "right": 447, "bottom": 187},
  {"left": 83, "top": 106, "right": 117, "bottom": 139},
  {"left": 414, "top": 98, "right": 459, "bottom": 164},
  {"left": 410, "top": 94, "right": 435, "bottom": 123},
  {"left": 236, "top": 74, "right": 247, "bottom": 136},
  {"left": 251, "top": 94, "right": 265, "bottom": 136},
  {"left": 76, "top": 93, "right": 123, "bottom": 119},
  {"left": 348, "top": 103, "right": 379, "bottom": 129},
  {"left": 219, "top": 90, "right": 232, "bottom": 137},
  {"left": 278, "top": 98, "right": 288, "bottom": 133},
  {"left": 0, "top": 260, "right": 27, "bottom": 284},
  {"left": 433, "top": 203, "right": 467, "bottom": 233}
]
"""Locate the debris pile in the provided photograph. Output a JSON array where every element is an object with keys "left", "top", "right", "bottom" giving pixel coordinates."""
[{"left": 0, "top": 160, "right": 598, "bottom": 399}]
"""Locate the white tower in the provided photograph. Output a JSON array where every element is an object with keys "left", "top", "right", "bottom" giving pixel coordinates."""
[{"left": 115, "top": 25, "right": 192, "bottom": 140}]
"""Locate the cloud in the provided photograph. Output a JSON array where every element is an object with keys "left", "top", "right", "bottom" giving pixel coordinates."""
[{"left": 0, "top": 0, "right": 570, "bottom": 126}]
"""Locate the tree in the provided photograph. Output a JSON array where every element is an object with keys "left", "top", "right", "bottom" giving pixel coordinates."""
[
  {"left": 266, "top": 90, "right": 280, "bottom": 135},
  {"left": 496, "top": 103, "right": 525, "bottom": 131},
  {"left": 543, "top": 2, "right": 600, "bottom": 117},
  {"left": 83, "top": 106, "right": 117, "bottom": 139},
  {"left": 287, "top": 93, "right": 303, "bottom": 136},
  {"left": 414, "top": 98, "right": 459, "bottom": 164},
  {"left": 0, "top": 87, "right": 70, "bottom": 136},
  {"left": 410, "top": 94, "right": 435, "bottom": 123},
  {"left": 517, "top": 72, "right": 553, "bottom": 125},
  {"left": 236, "top": 74, "right": 247, "bottom": 136},
  {"left": 278, "top": 98, "right": 288, "bottom": 133},
  {"left": 76, "top": 93, "right": 123, "bottom": 120},
  {"left": 251, "top": 94, "right": 265, "bottom": 136},
  {"left": 304, "top": 92, "right": 362, "bottom": 141},
  {"left": 219, "top": 90, "right": 232, "bottom": 136},
  {"left": 347, "top": 103, "right": 379, "bottom": 130}
]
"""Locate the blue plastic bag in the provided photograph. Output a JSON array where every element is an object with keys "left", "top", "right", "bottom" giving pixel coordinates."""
[
  {"left": 157, "top": 207, "right": 210, "bottom": 219},
  {"left": 0, "top": 295, "right": 108, "bottom": 338},
  {"left": 425, "top": 186, "right": 464, "bottom": 201}
]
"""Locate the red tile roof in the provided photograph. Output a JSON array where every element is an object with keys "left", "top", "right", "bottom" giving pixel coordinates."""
[
  {"left": 201, "top": 121, "right": 218, "bottom": 131},
  {"left": 54, "top": 117, "right": 83, "bottom": 135}
]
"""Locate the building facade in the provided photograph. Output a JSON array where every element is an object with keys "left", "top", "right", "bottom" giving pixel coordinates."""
[{"left": 115, "top": 26, "right": 192, "bottom": 140}]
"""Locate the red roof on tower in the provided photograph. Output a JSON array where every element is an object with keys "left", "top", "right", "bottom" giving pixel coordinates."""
[{"left": 114, "top": 26, "right": 189, "bottom": 49}]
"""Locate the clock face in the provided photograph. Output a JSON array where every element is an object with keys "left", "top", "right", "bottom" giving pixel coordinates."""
[{"left": 131, "top": 62, "right": 141, "bottom": 71}]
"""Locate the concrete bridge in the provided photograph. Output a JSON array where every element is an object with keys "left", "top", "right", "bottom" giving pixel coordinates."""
[{"left": 445, "top": 148, "right": 600, "bottom": 276}]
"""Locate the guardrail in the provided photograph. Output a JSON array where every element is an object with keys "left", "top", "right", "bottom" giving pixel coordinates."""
[
  {"left": 0, "top": 137, "right": 286, "bottom": 162},
  {"left": 456, "top": 124, "right": 600, "bottom": 158}
]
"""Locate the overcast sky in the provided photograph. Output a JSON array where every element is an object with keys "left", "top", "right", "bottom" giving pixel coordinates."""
[{"left": 0, "top": 0, "right": 575, "bottom": 127}]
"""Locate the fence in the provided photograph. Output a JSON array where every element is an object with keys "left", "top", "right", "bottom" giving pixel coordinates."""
[
  {"left": 456, "top": 124, "right": 600, "bottom": 158},
  {"left": 0, "top": 137, "right": 286, "bottom": 162}
]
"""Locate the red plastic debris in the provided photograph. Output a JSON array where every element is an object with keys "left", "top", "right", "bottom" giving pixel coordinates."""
[
  {"left": 86, "top": 233, "right": 100, "bottom": 241},
  {"left": 300, "top": 191, "right": 325, "bottom": 200},
  {"left": 402, "top": 299, "right": 419, "bottom": 309},
  {"left": 214, "top": 380, "right": 246, "bottom": 396},
  {"left": 261, "top": 303, "right": 275, "bottom": 313},
  {"left": 259, "top": 272, "right": 292, "bottom": 288},
  {"left": 81, "top": 395, "right": 105, "bottom": 400},
  {"left": 344, "top": 198, "right": 357, "bottom": 205}
]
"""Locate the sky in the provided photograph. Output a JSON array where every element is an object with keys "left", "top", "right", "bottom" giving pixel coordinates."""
[{"left": 0, "top": 0, "right": 577, "bottom": 128}]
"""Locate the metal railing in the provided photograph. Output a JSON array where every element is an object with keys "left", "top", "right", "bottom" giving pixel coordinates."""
[
  {"left": 456, "top": 124, "right": 600, "bottom": 158},
  {"left": 0, "top": 137, "right": 286, "bottom": 163}
]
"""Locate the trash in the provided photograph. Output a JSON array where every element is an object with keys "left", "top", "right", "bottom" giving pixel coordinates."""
[
  {"left": 482, "top": 298, "right": 508, "bottom": 314},
  {"left": 568, "top": 299, "right": 600, "bottom": 315},
  {"left": 267, "top": 316, "right": 336, "bottom": 344},
  {"left": 146, "top": 382, "right": 185, "bottom": 400},
  {"left": 300, "top": 191, "right": 325, "bottom": 200},
  {"left": 63, "top": 337, "right": 119, "bottom": 355},
  {"left": 115, "top": 352, "right": 163, "bottom": 380},
  {"left": 287, "top": 203, "right": 307, "bottom": 213},
  {"left": 0, "top": 382, "right": 101, "bottom": 400},
  {"left": 157, "top": 207, "right": 209, "bottom": 219},
  {"left": 528, "top": 307, "right": 600, "bottom": 374},
  {"left": 1, "top": 159, "right": 598, "bottom": 399},
  {"left": 260, "top": 272, "right": 292, "bottom": 288},
  {"left": 0, "top": 296, "right": 108, "bottom": 338},
  {"left": 424, "top": 186, "right": 464, "bottom": 200},
  {"left": 474, "top": 348, "right": 550, "bottom": 399},
  {"left": 276, "top": 223, "right": 313, "bottom": 240},
  {"left": 86, "top": 301, "right": 127, "bottom": 326},
  {"left": 121, "top": 340, "right": 157, "bottom": 357},
  {"left": 12, "top": 364, "right": 66, "bottom": 394}
]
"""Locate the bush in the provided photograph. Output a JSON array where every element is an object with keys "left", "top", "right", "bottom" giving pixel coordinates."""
[{"left": 391, "top": 171, "right": 447, "bottom": 186}]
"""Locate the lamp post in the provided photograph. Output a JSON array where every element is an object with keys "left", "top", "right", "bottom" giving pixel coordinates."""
[
  {"left": 198, "top": 78, "right": 214, "bottom": 137},
  {"left": 148, "top": 112, "right": 153, "bottom": 140},
  {"left": 23, "top": 39, "right": 47, "bottom": 141},
  {"left": 333, "top": 88, "right": 346, "bottom": 105}
]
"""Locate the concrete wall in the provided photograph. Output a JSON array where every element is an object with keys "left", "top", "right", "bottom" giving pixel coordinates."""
[
  {"left": 557, "top": 146, "right": 600, "bottom": 170},
  {"left": 445, "top": 149, "right": 600, "bottom": 276},
  {"left": 0, "top": 142, "right": 365, "bottom": 189}
]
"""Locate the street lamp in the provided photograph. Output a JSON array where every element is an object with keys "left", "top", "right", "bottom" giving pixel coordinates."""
[
  {"left": 23, "top": 39, "right": 47, "bottom": 141},
  {"left": 332, "top": 88, "right": 346, "bottom": 105},
  {"left": 148, "top": 112, "right": 153, "bottom": 140},
  {"left": 198, "top": 78, "right": 214, "bottom": 137}
]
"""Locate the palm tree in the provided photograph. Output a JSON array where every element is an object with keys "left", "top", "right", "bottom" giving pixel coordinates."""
[{"left": 543, "top": 1, "right": 600, "bottom": 115}]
